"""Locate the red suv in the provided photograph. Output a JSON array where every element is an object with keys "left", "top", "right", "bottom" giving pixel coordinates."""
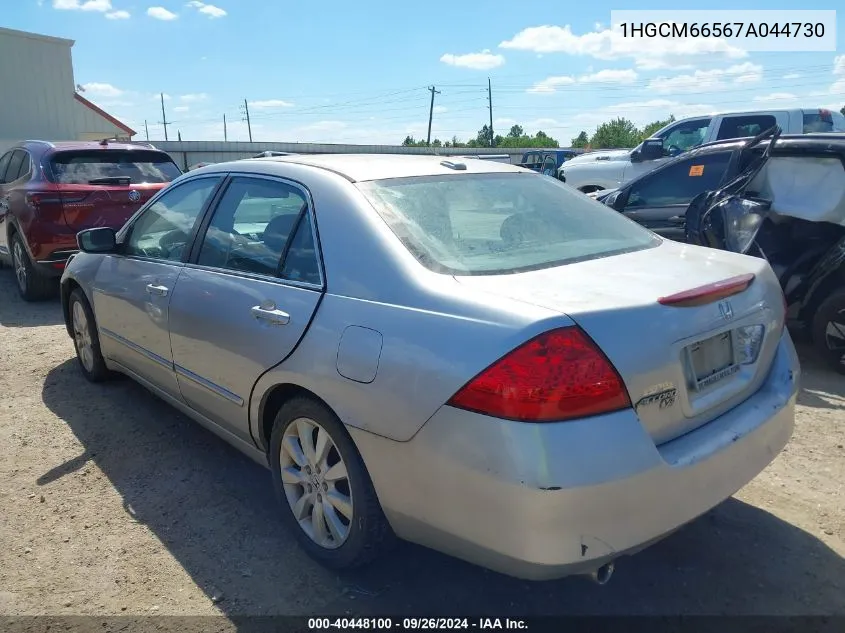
[{"left": 0, "top": 140, "right": 182, "bottom": 301}]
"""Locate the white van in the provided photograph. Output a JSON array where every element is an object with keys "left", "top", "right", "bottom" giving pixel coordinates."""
[{"left": 559, "top": 108, "right": 845, "bottom": 193}]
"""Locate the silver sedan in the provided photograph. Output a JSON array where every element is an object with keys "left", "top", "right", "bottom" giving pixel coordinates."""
[{"left": 59, "top": 154, "right": 800, "bottom": 582}]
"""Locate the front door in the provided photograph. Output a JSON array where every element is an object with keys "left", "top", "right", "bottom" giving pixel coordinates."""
[
  {"left": 621, "top": 151, "right": 733, "bottom": 241},
  {"left": 93, "top": 175, "right": 223, "bottom": 396},
  {"left": 167, "top": 175, "right": 324, "bottom": 444}
]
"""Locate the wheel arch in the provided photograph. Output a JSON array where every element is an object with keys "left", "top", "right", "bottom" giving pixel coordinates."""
[{"left": 255, "top": 382, "right": 341, "bottom": 454}]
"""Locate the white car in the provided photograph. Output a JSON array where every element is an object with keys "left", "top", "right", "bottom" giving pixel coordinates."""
[{"left": 560, "top": 108, "right": 845, "bottom": 194}]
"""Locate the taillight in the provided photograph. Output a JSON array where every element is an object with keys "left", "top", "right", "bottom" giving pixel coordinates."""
[
  {"left": 446, "top": 326, "right": 631, "bottom": 422},
  {"left": 25, "top": 191, "right": 87, "bottom": 221},
  {"left": 658, "top": 273, "right": 755, "bottom": 307}
]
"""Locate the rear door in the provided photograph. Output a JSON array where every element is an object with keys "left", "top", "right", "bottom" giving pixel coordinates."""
[
  {"left": 620, "top": 151, "right": 733, "bottom": 241},
  {"left": 167, "top": 174, "right": 324, "bottom": 445},
  {"left": 48, "top": 148, "right": 182, "bottom": 232}
]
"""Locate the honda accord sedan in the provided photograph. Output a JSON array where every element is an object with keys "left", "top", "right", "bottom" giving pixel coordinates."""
[{"left": 59, "top": 154, "right": 800, "bottom": 581}]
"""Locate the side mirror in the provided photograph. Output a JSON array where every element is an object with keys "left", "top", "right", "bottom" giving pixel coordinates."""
[
  {"left": 77, "top": 227, "right": 117, "bottom": 253},
  {"left": 639, "top": 138, "right": 665, "bottom": 161}
]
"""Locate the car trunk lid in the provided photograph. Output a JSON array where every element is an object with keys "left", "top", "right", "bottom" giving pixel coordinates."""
[{"left": 454, "top": 241, "right": 786, "bottom": 445}]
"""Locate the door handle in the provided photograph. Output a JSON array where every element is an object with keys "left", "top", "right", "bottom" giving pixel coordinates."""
[
  {"left": 251, "top": 305, "right": 290, "bottom": 325},
  {"left": 145, "top": 283, "right": 169, "bottom": 297}
]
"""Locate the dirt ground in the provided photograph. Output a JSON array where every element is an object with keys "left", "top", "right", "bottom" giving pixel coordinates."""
[{"left": 0, "top": 267, "right": 843, "bottom": 621}]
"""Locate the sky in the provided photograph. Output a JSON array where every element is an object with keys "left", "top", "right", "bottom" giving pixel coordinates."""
[{"left": 5, "top": 0, "right": 845, "bottom": 145}]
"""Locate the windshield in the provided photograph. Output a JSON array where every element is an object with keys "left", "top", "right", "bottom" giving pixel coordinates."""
[
  {"left": 357, "top": 172, "right": 660, "bottom": 276},
  {"left": 49, "top": 150, "right": 182, "bottom": 185}
]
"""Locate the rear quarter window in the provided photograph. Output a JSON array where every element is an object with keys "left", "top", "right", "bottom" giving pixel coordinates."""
[{"left": 48, "top": 150, "right": 182, "bottom": 185}]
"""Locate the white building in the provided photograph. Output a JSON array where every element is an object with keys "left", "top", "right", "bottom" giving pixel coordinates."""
[{"left": 0, "top": 26, "right": 135, "bottom": 152}]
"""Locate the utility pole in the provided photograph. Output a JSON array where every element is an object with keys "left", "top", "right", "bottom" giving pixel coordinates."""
[
  {"left": 177, "top": 130, "right": 182, "bottom": 142},
  {"left": 223, "top": 113, "right": 228, "bottom": 142},
  {"left": 426, "top": 85, "right": 441, "bottom": 146},
  {"left": 159, "top": 93, "right": 170, "bottom": 141},
  {"left": 240, "top": 99, "right": 253, "bottom": 142},
  {"left": 487, "top": 77, "right": 494, "bottom": 147},
  {"left": 144, "top": 120, "right": 149, "bottom": 141}
]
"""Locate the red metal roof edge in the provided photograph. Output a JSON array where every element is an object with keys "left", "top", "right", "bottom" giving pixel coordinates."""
[{"left": 73, "top": 92, "right": 137, "bottom": 136}]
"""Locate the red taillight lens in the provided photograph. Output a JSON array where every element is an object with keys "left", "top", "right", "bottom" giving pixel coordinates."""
[{"left": 447, "top": 326, "right": 631, "bottom": 422}]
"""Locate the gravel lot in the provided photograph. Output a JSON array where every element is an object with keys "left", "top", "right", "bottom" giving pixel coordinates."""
[{"left": 0, "top": 267, "right": 843, "bottom": 621}]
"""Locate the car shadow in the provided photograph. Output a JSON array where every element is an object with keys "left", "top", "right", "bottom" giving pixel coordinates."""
[
  {"left": 40, "top": 358, "right": 845, "bottom": 617},
  {"left": 0, "top": 268, "right": 63, "bottom": 327},
  {"left": 794, "top": 342, "right": 845, "bottom": 411}
]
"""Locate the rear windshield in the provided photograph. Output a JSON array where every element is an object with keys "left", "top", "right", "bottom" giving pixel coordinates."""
[
  {"left": 803, "top": 112, "right": 845, "bottom": 133},
  {"left": 356, "top": 172, "right": 660, "bottom": 276},
  {"left": 49, "top": 150, "right": 182, "bottom": 185}
]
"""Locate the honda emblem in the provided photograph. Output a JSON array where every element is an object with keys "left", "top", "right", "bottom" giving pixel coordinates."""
[{"left": 718, "top": 300, "right": 734, "bottom": 321}]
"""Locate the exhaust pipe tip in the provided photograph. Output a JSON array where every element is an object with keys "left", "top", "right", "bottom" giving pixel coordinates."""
[{"left": 589, "top": 561, "right": 615, "bottom": 585}]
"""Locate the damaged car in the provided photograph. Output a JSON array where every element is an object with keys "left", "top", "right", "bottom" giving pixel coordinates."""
[{"left": 684, "top": 128, "right": 845, "bottom": 373}]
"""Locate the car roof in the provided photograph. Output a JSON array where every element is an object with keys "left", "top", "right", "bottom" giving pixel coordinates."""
[
  {"left": 691, "top": 133, "right": 845, "bottom": 156},
  {"left": 19, "top": 140, "right": 166, "bottom": 153},
  {"left": 214, "top": 153, "right": 527, "bottom": 182}
]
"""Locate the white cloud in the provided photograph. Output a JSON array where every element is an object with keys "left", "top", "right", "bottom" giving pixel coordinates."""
[
  {"left": 186, "top": 1, "right": 226, "bottom": 18},
  {"left": 835, "top": 55, "right": 845, "bottom": 75},
  {"left": 527, "top": 69, "right": 636, "bottom": 94},
  {"left": 648, "top": 63, "right": 763, "bottom": 93},
  {"left": 578, "top": 69, "right": 637, "bottom": 84},
  {"left": 527, "top": 75, "right": 575, "bottom": 94},
  {"left": 440, "top": 49, "right": 505, "bottom": 70},
  {"left": 81, "top": 82, "right": 123, "bottom": 97},
  {"left": 831, "top": 78, "right": 845, "bottom": 95},
  {"left": 500, "top": 24, "right": 746, "bottom": 69},
  {"left": 147, "top": 6, "right": 177, "bottom": 20},
  {"left": 180, "top": 93, "right": 208, "bottom": 102},
  {"left": 53, "top": 0, "right": 111, "bottom": 11},
  {"left": 251, "top": 99, "right": 294, "bottom": 109},
  {"left": 105, "top": 9, "right": 129, "bottom": 18},
  {"left": 174, "top": 105, "right": 190, "bottom": 113},
  {"left": 151, "top": 93, "right": 172, "bottom": 101},
  {"left": 753, "top": 92, "right": 798, "bottom": 103},
  {"left": 783, "top": 72, "right": 801, "bottom": 80},
  {"left": 433, "top": 105, "right": 448, "bottom": 114}
]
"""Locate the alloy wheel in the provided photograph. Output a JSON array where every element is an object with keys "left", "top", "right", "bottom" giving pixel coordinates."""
[
  {"left": 72, "top": 301, "right": 95, "bottom": 372},
  {"left": 12, "top": 241, "right": 27, "bottom": 293},
  {"left": 279, "top": 417, "right": 353, "bottom": 549}
]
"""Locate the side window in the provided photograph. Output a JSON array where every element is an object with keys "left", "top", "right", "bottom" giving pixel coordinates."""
[
  {"left": 625, "top": 152, "right": 732, "bottom": 208},
  {"left": 125, "top": 176, "right": 221, "bottom": 261},
  {"left": 541, "top": 155, "right": 557, "bottom": 176},
  {"left": 14, "top": 151, "right": 32, "bottom": 181},
  {"left": 196, "top": 176, "right": 318, "bottom": 280},
  {"left": 0, "top": 152, "right": 12, "bottom": 183},
  {"left": 661, "top": 118, "right": 711, "bottom": 152},
  {"left": 717, "top": 115, "right": 776, "bottom": 140},
  {"left": 280, "top": 215, "right": 321, "bottom": 285},
  {"left": 5, "top": 151, "right": 25, "bottom": 183},
  {"left": 523, "top": 152, "right": 539, "bottom": 169}
]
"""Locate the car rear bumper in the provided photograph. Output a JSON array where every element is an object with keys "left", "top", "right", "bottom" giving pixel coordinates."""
[{"left": 350, "top": 330, "right": 800, "bottom": 580}]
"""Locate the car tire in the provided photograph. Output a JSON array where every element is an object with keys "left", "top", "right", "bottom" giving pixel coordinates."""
[
  {"left": 11, "top": 233, "right": 55, "bottom": 301},
  {"left": 811, "top": 289, "right": 845, "bottom": 375},
  {"left": 68, "top": 287, "right": 114, "bottom": 382},
  {"left": 269, "top": 397, "right": 394, "bottom": 569}
]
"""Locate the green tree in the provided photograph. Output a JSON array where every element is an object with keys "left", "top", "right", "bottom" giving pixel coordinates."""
[
  {"left": 476, "top": 124, "right": 494, "bottom": 147},
  {"left": 431, "top": 139, "right": 442, "bottom": 147},
  {"left": 508, "top": 125, "right": 524, "bottom": 138},
  {"left": 639, "top": 115, "right": 676, "bottom": 141},
  {"left": 589, "top": 117, "right": 641, "bottom": 149},
  {"left": 402, "top": 135, "right": 416, "bottom": 146},
  {"left": 571, "top": 131, "right": 589, "bottom": 148},
  {"left": 841, "top": 105, "right": 845, "bottom": 117}
]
